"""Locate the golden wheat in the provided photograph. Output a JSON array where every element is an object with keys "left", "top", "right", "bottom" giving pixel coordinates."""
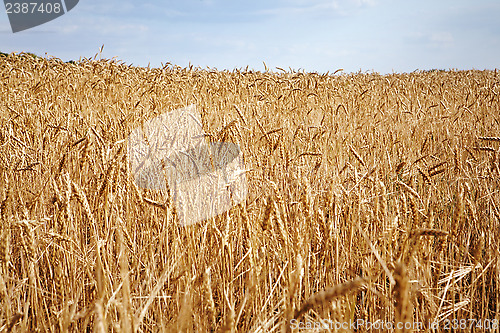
[{"left": 0, "top": 54, "right": 499, "bottom": 332}]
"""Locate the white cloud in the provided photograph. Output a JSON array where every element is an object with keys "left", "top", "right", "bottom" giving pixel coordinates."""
[
  {"left": 350, "top": 0, "right": 377, "bottom": 7},
  {"left": 257, "top": 2, "right": 339, "bottom": 17},
  {"left": 430, "top": 32, "right": 454, "bottom": 45},
  {"left": 60, "top": 25, "right": 80, "bottom": 34},
  {"left": 256, "top": 0, "right": 379, "bottom": 19},
  {"left": 406, "top": 30, "right": 455, "bottom": 50}
]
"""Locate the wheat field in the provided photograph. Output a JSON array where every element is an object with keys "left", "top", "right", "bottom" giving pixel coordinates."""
[{"left": 0, "top": 54, "right": 499, "bottom": 332}]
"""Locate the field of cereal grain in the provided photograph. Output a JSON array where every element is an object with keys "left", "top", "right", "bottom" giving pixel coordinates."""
[{"left": 1, "top": 54, "right": 499, "bottom": 332}]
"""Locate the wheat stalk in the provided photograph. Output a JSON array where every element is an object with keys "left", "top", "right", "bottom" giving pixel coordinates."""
[
  {"left": 294, "top": 277, "right": 366, "bottom": 320},
  {"left": 2, "top": 54, "right": 499, "bottom": 332},
  {"left": 393, "top": 262, "right": 411, "bottom": 333}
]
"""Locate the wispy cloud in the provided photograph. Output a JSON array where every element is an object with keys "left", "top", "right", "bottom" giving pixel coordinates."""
[
  {"left": 257, "top": 2, "right": 339, "bottom": 16},
  {"left": 430, "top": 32, "right": 454, "bottom": 47},
  {"left": 256, "top": 0, "right": 378, "bottom": 18}
]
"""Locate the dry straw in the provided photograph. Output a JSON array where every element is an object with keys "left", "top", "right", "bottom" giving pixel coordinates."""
[
  {"left": 393, "top": 262, "right": 411, "bottom": 333},
  {"left": 1, "top": 54, "right": 499, "bottom": 331},
  {"left": 293, "top": 277, "right": 366, "bottom": 320}
]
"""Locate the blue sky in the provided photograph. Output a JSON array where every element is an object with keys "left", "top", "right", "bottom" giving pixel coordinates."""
[{"left": 1, "top": 0, "right": 499, "bottom": 73}]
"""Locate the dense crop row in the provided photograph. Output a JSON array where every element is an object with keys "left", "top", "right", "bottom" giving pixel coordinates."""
[{"left": 0, "top": 54, "right": 499, "bottom": 331}]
